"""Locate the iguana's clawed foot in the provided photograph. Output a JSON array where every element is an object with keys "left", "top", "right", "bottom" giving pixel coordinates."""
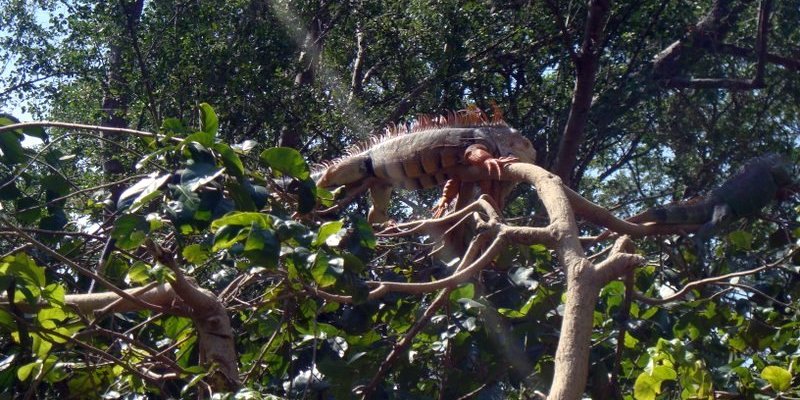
[
  {"left": 431, "top": 178, "right": 461, "bottom": 218},
  {"left": 431, "top": 202, "right": 449, "bottom": 219},
  {"left": 464, "top": 144, "right": 519, "bottom": 179},
  {"left": 482, "top": 156, "right": 519, "bottom": 179}
]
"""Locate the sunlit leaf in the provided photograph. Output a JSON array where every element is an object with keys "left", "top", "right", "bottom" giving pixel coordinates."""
[
  {"left": 212, "top": 212, "right": 273, "bottom": 230},
  {"left": 111, "top": 215, "right": 150, "bottom": 250},
  {"left": 314, "top": 221, "right": 344, "bottom": 247},
  {"left": 449, "top": 283, "right": 474, "bottom": 301},
  {"left": 260, "top": 147, "right": 310, "bottom": 180},
  {"left": 117, "top": 172, "right": 170, "bottom": 212},
  {"left": 727, "top": 230, "right": 753, "bottom": 251},
  {"left": 213, "top": 142, "right": 244, "bottom": 178},
  {"left": 182, "top": 244, "right": 210, "bottom": 264},
  {"left": 761, "top": 366, "right": 792, "bottom": 392},
  {"left": 198, "top": 102, "right": 218, "bottom": 135},
  {"left": 126, "top": 261, "right": 150, "bottom": 285},
  {"left": 180, "top": 162, "right": 223, "bottom": 191}
]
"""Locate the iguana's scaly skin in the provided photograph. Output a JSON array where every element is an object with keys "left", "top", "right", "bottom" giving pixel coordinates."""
[
  {"left": 625, "top": 153, "right": 795, "bottom": 243},
  {"left": 315, "top": 109, "right": 536, "bottom": 223}
]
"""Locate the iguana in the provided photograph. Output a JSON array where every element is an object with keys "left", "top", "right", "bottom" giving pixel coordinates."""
[
  {"left": 606, "top": 154, "right": 795, "bottom": 247},
  {"left": 314, "top": 107, "right": 536, "bottom": 224}
]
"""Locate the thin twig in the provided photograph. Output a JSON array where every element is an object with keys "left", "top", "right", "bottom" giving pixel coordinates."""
[{"left": 634, "top": 247, "right": 799, "bottom": 305}]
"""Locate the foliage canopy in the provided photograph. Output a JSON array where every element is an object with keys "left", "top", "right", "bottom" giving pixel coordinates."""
[{"left": 1, "top": 0, "right": 799, "bottom": 398}]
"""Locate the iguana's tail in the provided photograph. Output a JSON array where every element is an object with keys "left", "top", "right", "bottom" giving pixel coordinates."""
[{"left": 631, "top": 201, "right": 713, "bottom": 225}]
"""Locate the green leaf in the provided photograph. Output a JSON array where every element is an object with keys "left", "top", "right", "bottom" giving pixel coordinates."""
[
  {"left": 15, "top": 197, "right": 41, "bottom": 224},
  {"left": 449, "top": 283, "right": 475, "bottom": 302},
  {"left": 182, "top": 131, "right": 214, "bottom": 148},
  {"left": 22, "top": 126, "right": 47, "bottom": 141},
  {"left": 212, "top": 212, "right": 273, "bottom": 230},
  {"left": 111, "top": 214, "right": 150, "bottom": 250},
  {"left": 727, "top": 230, "right": 753, "bottom": 251},
  {"left": 295, "top": 179, "right": 317, "bottom": 214},
  {"left": 243, "top": 227, "right": 279, "bottom": 268},
  {"left": 198, "top": 103, "right": 218, "bottom": 135},
  {"left": 31, "top": 334, "right": 52, "bottom": 359},
  {"left": 226, "top": 180, "right": 258, "bottom": 211},
  {"left": 0, "top": 115, "right": 21, "bottom": 127},
  {"left": 4, "top": 253, "right": 46, "bottom": 290},
  {"left": 311, "top": 252, "right": 339, "bottom": 287},
  {"left": 181, "top": 368, "right": 210, "bottom": 395},
  {"left": 498, "top": 294, "right": 537, "bottom": 318},
  {"left": 17, "top": 361, "right": 39, "bottom": 381},
  {"left": 180, "top": 162, "right": 223, "bottom": 191},
  {"left": 213, "top": 142, "right": 244, "bottom": 178},
  {"left": 161, "top": 117, "right": 190, "bottom": 135},
  {"left": 260, "top": 147, "right": 310, "bottom": 180},
  {"left": 0, "top": 309, "right": 15, "bottom": 330},
  {"left": 761, "top": 366, "right": 792, "bottom": 392},
  {"left": 624, "top": 331, "right": 639, "bottom": 348},
  {"left": 0, "top": 132, "right": 26, "bottom": 164},
  {"left": 633, "top": 373, "right": 659, "bottom": 400},
  {"left": 650, "top": 365, "right": 677, "bottom": 381},
  {"left": 162, "top": 315, "right": 192, "bottom": 340},
  {"left": 314, "top": 221, "right": 344, "bottom": 247},
  {"left": 41, "top": 175, "right": 70, "bottom": 197},
  {"left": 634, "top": 365, "right": 676, "bottom": 400},
  {"left": 116, "top": 173, "right": 170, "bottom": 212},
  {"left": 0, "top": 176, "right": 22, "bottom": 200},
  {"left": 212, "top": 225, "right": 247, "bottom": 251},
  {"left": 43, "top": 283, "right": 65, "bottom": 305},
  {"left": 182, "top": 244, "right": 210, "bottom": 264},
  {"left": 126, "top": 261, "right": 150, "bottom": 284}
]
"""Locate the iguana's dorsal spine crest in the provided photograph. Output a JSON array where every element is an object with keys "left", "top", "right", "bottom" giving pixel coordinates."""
[{"left": 312, "top": 106, "right": 508, "bottom": 174}]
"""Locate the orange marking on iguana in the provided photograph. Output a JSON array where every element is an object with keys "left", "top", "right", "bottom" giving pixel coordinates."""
[{"left": 314, "top": 107, "right": 536, "bottom": 223}]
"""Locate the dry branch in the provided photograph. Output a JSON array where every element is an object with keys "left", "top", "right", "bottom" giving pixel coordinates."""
[{"left": 0, "top": 121, "right": 182, "bottom": 142}]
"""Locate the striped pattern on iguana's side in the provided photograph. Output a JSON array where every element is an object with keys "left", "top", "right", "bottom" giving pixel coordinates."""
[{"left": 314, "top": 108, "right": 536, "bottom": 223}]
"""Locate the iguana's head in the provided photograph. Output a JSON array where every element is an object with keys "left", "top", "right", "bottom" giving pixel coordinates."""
[
  {"left": 772, "top": 163, "right": 794, "bottom": 187},
  {"left": 315, "top": 155, "right": 371, "bottom": 188},
  {"left": 764, "top": 154, "right": 795, "bottom": 187},
  {"left": 492, "top": 127, "right": 536, "bottom": 164},
  {"left": 759, "top": 153, "right": 797, "bottom": 199}
]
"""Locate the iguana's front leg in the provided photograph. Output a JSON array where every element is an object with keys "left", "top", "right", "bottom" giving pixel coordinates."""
[
  {"left": 430, "top": 143, "right": 518, "bottom": 217},
  {"left": 431, "top": 178, "right": 461, "bottom": 218},
  {"left": 692, "top": 203, "right": 734, "bottom": 264},
  {"left": 465, "top": 143, "right": 518, "bottom": 179},
  {"left": 368, "top": 182, "right": 393, "bottom": 225}
]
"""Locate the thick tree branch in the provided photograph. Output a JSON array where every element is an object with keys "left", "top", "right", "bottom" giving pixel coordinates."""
[
  {"left": 656, "top": 0, "right": 774, "bottom": 90},
  {"left": 652, "top": 0, "right": 751, "bottom": 78},
  {"left": 348, "top": 21, "right": 366, "bottom": 104},
  {"left": 0, "top": 216, "right": 174, "bottom": 314},
  {"left": 145, "top": 241, "right": 240, "bottom": 389},
  {"left": 118, "top": 0, "right": 160, "bottom": 125},
  {"left": 719, "top": 43, "right": 800, "bottom": 71},
  {"left": 553, "top": 0, "right": 611, "bottom": 186},
  {"left": 500, "top": 163, "right": 645, "bottom": 399}
]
